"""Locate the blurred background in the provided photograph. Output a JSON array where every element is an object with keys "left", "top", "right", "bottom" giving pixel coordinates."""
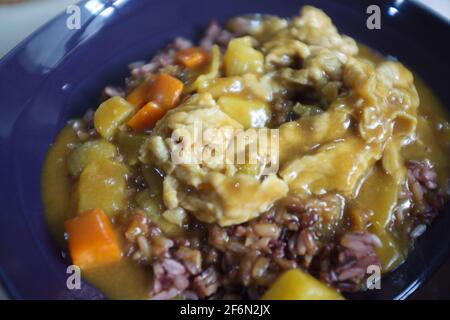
[{"left": 0, "top": 0, "right": 449, "bottom": 300}]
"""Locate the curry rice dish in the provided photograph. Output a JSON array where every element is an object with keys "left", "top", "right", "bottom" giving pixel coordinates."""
[{"left": 42, "top": 6, "right": 450, "bottom": 300}]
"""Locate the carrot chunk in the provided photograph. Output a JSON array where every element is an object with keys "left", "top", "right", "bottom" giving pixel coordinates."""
[
  {"left": 127, "top": 101, "right": 166, "bottom": 131},
  {"left": 147, "top": 73, "right": 184, "bottom": 109},
  {"left": 126, "top": 80, "right": 152, "bottom": 108},
  {"left": 64, "top": 208, "right": 122, "bottom": 270},
  {"left": 175, "top": 47, "right": 209, "bottom": 69}
]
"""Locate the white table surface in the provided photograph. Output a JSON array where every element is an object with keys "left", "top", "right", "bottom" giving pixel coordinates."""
[{"left": 0, "top": 0, "right": 449, "bottom": 300}]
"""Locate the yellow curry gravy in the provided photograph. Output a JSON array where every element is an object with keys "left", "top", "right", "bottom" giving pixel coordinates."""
[{"left": 42, "top": 44, "right": 450, "bottom": 299}]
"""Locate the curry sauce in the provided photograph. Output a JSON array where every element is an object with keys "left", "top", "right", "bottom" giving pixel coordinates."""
[{"left": 41, "top": 6, "right": 450, "bottom": 300}]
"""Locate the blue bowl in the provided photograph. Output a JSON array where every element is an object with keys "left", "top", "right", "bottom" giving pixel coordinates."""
[{"left": 0, "top": 0, "right": 449, "bottom": 299}]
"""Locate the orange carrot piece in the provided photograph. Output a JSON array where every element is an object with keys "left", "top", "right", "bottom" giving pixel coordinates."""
[
  {"left": 127, "top": 101, "right": 166, "bottom": 131},
  {"left": 147, "top": 73, "right": 184, "bottom": 109},
  {"left": 126, "top": 80, "right": 152, "bottom": 108},
  {"left": 64, "top": 208, "right": 122, "bottom": 270},
  {"left": 175, "top": 47, "right": 209, "bottom": 69}
]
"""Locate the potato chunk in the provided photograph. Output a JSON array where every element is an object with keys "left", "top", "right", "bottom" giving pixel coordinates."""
[
  {"left": 94, "top": 96, "right": 135, "bottom": 140},
  {"left": 262, "top": 269, "right": 344, "bottom": 300},
  {"left": 217, "top": 94, "right": 271, "bottom": 129},
  {"left": 77, "top": 158, "right": 128, "bottom": 216},
  {"left": 67, "top": 139, "right": 117, "bottom": 177},
  {"left": 224, "top": 37, "right": 264, "bottom": 76}
]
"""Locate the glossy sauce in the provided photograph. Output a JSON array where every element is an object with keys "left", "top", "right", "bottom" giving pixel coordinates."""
[
  {"left": 42, "top": 44, "right": 450, "bottom": 299},
  {"left": 41, "top": 126, "right": 150, "bottom": 299}
]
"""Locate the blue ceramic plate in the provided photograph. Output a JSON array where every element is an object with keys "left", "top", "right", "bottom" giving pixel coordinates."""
[{"left": 0, "top": 0, "right": 449, "bottom": 300}]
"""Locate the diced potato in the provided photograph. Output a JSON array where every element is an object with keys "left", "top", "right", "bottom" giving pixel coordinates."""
[
  {"left": 224, "top": 37, "right": 264, "bottom": 76},
  {"left": 134, "top": 189, "right": 181, "bottom": 236},
  {"left": 262, "top": 269, "right": 344, "bottom": 300},
  {"left": 94, "top": 96, "right": 135, "bottom": 140},
  {"left": 117, "top": 131, "right": 148, "bottom": 166},
  {"left": 67, "top": 139, "right": 117, "bottom": 177},
  {"left": 77, "top": 158, "right": 128, "bottom": 216},
  {"left": 217, "top": 94, "right": 271, "bottom": 128}
]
